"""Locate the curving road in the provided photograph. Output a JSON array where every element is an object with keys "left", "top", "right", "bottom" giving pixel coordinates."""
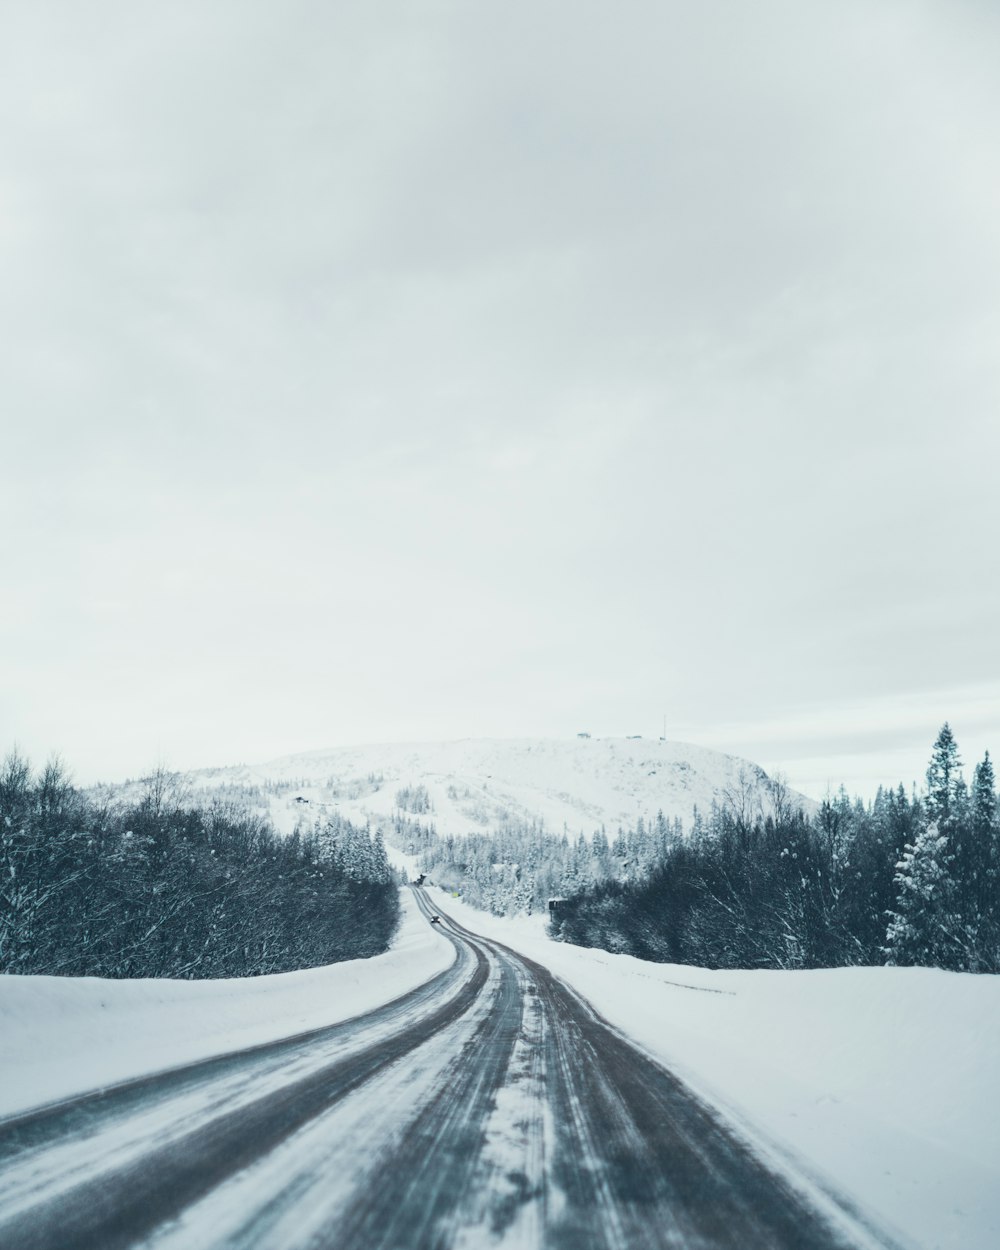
[{"left": 0, "top": 890, "right": 898, "bottom": 1250}]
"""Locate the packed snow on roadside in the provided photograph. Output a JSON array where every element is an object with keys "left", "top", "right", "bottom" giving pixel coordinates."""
[
  {"left": 4, "top": 881, "right": 996, "bottom": 1250},
  {"left": 0, "top": 889, "right": 454, "bottom": 1120},
  {"left": 430, "top": 889, "right": 1000, "bottom": 1250}
]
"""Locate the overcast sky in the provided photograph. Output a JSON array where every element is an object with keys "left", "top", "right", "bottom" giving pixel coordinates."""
[{"left": 3, "top": 0, "right": 999, "bottom": 798}]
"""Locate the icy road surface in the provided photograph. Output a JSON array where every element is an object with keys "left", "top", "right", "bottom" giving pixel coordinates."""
[{"left": 0, "top": 891, "right": 901, "bottom": 1250}]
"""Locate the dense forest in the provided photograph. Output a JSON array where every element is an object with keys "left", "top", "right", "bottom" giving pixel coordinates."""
[
  {"left": 5, "top": 723, "right": 995, "bottom": 980},
  {"left": 395, "top": 810, "right": 685, "bottom": 916},
  {"left": 549, "top": 725, "right": 999, "bottom": 973},
  {"left": 0, "top": 754, "right": 398, "bottom": 978},
  {"left": 399, "top": 725, "right": 999, "bottom": 974}
]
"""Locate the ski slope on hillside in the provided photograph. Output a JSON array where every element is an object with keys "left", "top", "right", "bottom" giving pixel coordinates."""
[{"left": 163, "top": 736, "right": 816, "bottom": 839}]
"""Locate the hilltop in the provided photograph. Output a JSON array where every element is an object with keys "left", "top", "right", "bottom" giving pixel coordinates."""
[{"left": 151, "top": 736, "right": 816, "bottom": 838}]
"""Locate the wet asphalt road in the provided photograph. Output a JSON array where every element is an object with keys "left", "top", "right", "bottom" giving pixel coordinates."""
[{"left": 0, "top": 890, "right": 899, "bottom": 1249}]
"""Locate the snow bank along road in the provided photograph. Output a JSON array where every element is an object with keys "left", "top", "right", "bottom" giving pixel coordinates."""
[{"left": 0, "top": 891, "right": 902, "bottom": 1250}]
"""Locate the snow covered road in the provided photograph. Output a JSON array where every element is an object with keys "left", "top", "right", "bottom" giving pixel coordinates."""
[{"left": 0, "top": 891, "right": 901, "bottom": 1249}]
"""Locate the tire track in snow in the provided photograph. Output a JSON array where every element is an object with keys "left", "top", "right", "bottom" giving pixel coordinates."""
[
  {"left": 0, "top": 890, "right": 905, "bottom": 1250},
  {"left": 0, "top": 920, "right": 483, "bottom": 1250}
]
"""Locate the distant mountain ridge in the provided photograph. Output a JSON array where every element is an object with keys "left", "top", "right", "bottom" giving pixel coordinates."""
[{"left": 154, "top": 737, "right": 816, "bottom": 839}]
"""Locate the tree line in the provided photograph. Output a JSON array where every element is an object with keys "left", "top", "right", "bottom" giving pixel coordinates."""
[
  {"left": 0, "top": 753, "right": 399, "bottom": 978},
  {"left": 391, "top": 809, "right": 685, "bottom": 917},
  {"left": 549, "top": 725, "right": 999, "bottom": 973}
]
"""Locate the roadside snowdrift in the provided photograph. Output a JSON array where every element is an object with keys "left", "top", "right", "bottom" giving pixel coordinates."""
[
  {"left": 0, "top": 890, "right": 453, "bottom": 1120},
  {"left": 4, "top": 884, "right": 995, "bottom": 1249},
  {"left": 431, "top": 891, "right": 1000, "bottom": 1250}
]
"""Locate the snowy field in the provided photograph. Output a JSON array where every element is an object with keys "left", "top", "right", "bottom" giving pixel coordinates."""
[
  {"left": 430, "top": 890, "right": 1000, "bottom": 1250},
  {"left": 0, "top": 890, "right": 454, "bottom": 1120},
  {"left": 2, "top": 885, "right": 997, "bottom": 1249}
]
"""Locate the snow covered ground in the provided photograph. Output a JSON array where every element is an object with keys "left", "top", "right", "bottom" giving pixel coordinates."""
[
  {"left": 429, "top": 890, "right": 1000, "bottom": 1250},
  {"left": 0, "top": 890, "right": 454, "bottom": 1120},
  {"left": 121, "top": 736, "right": 816, "bottom": 840},
  {"left": 3, "top": 885, "right": 996, "bottom": 1249}
]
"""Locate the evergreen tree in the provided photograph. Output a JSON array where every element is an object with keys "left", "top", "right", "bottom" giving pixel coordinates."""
[
  {"left": 925, "top": 723, "right": 963, "bottom": 829},
  {"left": 971, "top": 752, "right": 997, "bottom": 832},
  {"left": 885, "top": 824, "right": 960, "bottom": 967},
  {"left": 968, "top": 752, "right": 1000, "bottom": 970}
]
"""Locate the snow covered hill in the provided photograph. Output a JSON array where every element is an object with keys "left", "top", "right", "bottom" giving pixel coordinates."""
[{"left": 143, "top": 737, "right": 817, "bottom": 839}]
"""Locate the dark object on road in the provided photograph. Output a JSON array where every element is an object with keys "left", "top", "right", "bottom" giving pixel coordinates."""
[
  {"left": 414, "top": 873, "right": 427, "bottom": 886},
  {"left": 430, "top": 916, "right": 442, "bottom": 925}
]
